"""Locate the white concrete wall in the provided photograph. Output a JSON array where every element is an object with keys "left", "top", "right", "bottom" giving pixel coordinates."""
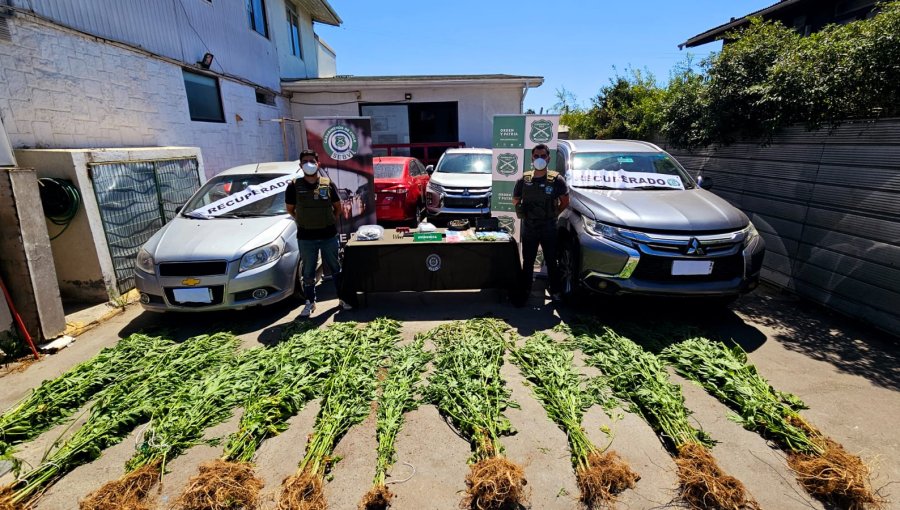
[
  {"left": 316, "top": 37, "right": 337, "bottom": 78},
  {"left": 10, "top": 0, "right": 284, "bottom": 90},
  {"left": 15, "top": 147, "right": 203, "bottom": 302},
  {"left": 274, "top": 1, "right": 320, "bottom": 80},
  {"left": 0, "top": 14, "right": 294, "bottom": 178},
  {"left": 290, "top": 84, "right": 524, "bottom": 149}
]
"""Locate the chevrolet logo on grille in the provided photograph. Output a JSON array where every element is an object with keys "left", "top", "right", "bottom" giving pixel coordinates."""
[
  {"left": 182, "top": 278, "right": 201, "bottom": 286},
  {"left": 686, "top": 238, "right": 706, "bottom": 256}
]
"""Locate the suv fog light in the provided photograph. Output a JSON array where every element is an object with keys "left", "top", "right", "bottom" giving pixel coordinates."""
[
  {"left": 252, "top": 288, "right": 268, "bottom": 300},
  {"left": 139, "top": 293, "right": 151, "bottom": 304},
  {"left": 597, "top": 281, "right": 608, "bottom": 289}
]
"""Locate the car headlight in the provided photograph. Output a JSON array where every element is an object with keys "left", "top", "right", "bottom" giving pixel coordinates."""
[
  {"left": 583, "top": 218, "right": 634, "bottom": 247},
  {"left": 743, "top": 222, "right": 760, "bottom": 247},
  {"left": 239, "top": 239, "right": 285, "bottom": 273},
  {"left": 135, "top": 248, "right": 155, "bottom": 274}
]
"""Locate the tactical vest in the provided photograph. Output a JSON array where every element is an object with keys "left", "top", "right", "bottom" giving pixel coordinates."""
[
  {"left": 521, "top": 170, "right": 559, "bottom": 222},
  {"left": 294, "top": 177, "right": 335, "bottom": 230}
]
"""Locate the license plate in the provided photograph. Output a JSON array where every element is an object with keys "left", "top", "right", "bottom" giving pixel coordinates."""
[
  {"left": 671, "top": 260, "right": 714, "bottom": 275},
  {"left": 173, "top": 287, "right": 212, "bottom": 303}
]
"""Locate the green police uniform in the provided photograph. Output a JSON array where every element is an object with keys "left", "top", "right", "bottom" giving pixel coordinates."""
[{"left": 294, "top": 176, "right": 334, "bottom": 230}]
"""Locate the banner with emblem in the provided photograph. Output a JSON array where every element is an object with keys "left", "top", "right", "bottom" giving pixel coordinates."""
[
  {"left": 304, "top": 117, "right": 376, "bottom": 242},
  {"left": 491, "top": 114, "right": 560, "bottom": 269}
]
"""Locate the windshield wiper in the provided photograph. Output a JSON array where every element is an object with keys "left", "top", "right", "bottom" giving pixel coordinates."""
[
  {"left": 182, "top": 211, "right": 208, "bottom": 219},
  {"left": 217, "top": 211, "right": 270, "bottom": 218},
  {"left": 574, "top": 185, "right": 617, "bottom": 190},
  {"left": 631, "top": 185, "right": 679, "bottom": 190}
]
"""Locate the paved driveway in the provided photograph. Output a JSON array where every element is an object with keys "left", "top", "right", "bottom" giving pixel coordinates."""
[{"left": 1, "top": 284, "right": 897, "bottom": 509}]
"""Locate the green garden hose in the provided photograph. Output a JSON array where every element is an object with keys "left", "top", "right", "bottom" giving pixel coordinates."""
[{"left": 38, "top": 177, "right": 81, "bottom": 241}]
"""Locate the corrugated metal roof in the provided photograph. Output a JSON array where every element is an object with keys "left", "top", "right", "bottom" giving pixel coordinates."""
[{"left": 296, "top": 0, "right": 341, "bottom": 26}]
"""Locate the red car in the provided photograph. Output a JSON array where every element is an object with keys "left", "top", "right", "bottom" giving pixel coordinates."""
[{"left": 374, "top": 156, "right": 430, "bottom": 223}]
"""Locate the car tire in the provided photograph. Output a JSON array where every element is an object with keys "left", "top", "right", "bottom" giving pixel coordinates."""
[
  {"left": 559, "top": 234, "right": 585, "bottom": 304},
  {"left": 291, "top": 261, "right": 306, "bottom": 302},
  {"left": 414, "top": 200, "right": 425, "bottom": 226}
]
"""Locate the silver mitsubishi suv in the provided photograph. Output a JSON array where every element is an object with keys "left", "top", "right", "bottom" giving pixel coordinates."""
[{"left": 556, "top": 139, "right": 765, "bottom": 302}]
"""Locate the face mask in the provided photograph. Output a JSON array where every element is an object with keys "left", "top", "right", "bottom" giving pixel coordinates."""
[
  {"left": 301, "top": 162, "right": 318, "bottom": 175},
  {"left": 532, "top": 157, "right": 548, "bottom": 171}
]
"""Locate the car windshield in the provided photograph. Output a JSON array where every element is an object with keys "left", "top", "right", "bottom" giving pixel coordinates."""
[
  {"left": 375, "top": 163, "right": 404, "bottom": 179},
  {"left": 182, "top": 173, "right": 291, "bottom": 218},
  {"left": 570, "top": 152, "right": 695, "bottom": 190},
  {"left": 436, "top": 153, "right": 491, "bottom": 174}
]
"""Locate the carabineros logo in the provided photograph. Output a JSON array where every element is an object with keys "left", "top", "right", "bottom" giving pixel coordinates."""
[
  {"left": 498, "top": 215, "right": 516, "bottom": 235},
  {"left": 496, "top": 153, "right": 518, "bottom": 176},
  {"left": 529, "top": 119, "right": 553, "bottom": 143},
  {"left": 323, "top": 125, "right": 358, "bottom": 161},
  {"left": 667, "top": 178, "right": 681, "bottom": 187}
]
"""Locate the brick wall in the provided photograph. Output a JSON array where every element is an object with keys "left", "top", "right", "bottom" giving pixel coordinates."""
[{"left": 0, "top": 14, "right": 296, "bottom": 177}]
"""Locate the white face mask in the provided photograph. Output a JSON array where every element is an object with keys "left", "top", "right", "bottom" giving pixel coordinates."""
[
  {"left": 301, "top": 162, "right": 318, "bottom": 176},
  {"left": 532, "top": 157, "right": 548, "bottom": 171}
]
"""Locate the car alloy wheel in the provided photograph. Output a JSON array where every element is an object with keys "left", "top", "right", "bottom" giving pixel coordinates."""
[{"left": 559, "top": 235, "right": 582, "bottom": 303}]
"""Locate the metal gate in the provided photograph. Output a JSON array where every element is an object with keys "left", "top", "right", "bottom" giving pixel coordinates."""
[{"left": 90, "top": 158, "right": 201, "bottom": 294}]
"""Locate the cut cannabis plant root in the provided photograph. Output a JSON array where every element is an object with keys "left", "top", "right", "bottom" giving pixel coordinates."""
[
  {"left": 662, "top": 337, "right": 883, "bottom": 510},
  {"left": 0, "top": 334, "right": 173, "bottom": 459},
  {"left": 279, "top": 319, "right": 399, "bottom": 510},
  {"left": 512, "top": 333, "right": 638, "bottom": 509},
  {"left": 574, "top": 326, "right": 757, "bottom": 510},
  {"left": 360, "top": 338, "right": 432, "bottom": 510},
  {"left": 422, "top": 319, "right": 528, "bottom": 510},
  {"left": 0, "top": 333, "right": 240, "bottom": 510},
  {"left": 81, "top": 341, "right": 269, "bottom": 510},
  {"left": 175, "top": 323, "right": 343, "bottom": 510}
]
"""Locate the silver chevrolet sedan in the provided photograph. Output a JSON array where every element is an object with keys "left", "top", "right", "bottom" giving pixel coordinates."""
[{"left": 134, "top": 161, "right": 302, "bottom": 312}]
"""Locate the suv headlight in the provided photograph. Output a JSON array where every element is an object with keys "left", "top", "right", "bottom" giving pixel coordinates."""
[
  {"left": 583, "top": 218, "right": 634, "bottom": 247},
  {"left": 135, "top": 248, "right": 155, "bottom": 274},
  {"left": 239, "top": 239, "right": 285, "bottom": 273},
  {"left": 743, "top": 222, "right": 760, "bottom": 247}
]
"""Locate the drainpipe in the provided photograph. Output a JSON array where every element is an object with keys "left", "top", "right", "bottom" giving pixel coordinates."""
[{"left": 520, "top": 81, "right": 531, "bottom": 114}]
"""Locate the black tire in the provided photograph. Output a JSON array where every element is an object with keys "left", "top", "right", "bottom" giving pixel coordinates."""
[
  {"left": 291, "top": 261, "right": 306, "bottom": 302},
  {"left": 559, "top": 234, "right": 585, "bottom": 304}
]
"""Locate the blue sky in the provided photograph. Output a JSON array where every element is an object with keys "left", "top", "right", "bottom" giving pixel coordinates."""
[{"left": 316, "top": 1, "right": 774, "bottom": 112}]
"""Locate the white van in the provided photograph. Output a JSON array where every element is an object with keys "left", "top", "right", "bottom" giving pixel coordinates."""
[{"left": 424, "top": 148, "right": 492, "bottom": 219}]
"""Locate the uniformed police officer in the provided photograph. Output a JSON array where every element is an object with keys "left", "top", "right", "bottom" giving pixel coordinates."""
[
  {"left": 285, "top": 149, "right": 351, "bottom": 317},
  {"left": 512, "top": 144, "right": 570, "bottom": 302}
]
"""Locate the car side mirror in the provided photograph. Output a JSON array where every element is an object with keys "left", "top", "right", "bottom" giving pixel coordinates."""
[
  {"left": 697, "top": 175, "right": 714, "bottom": 190},
  {"left": 426, "top": 165, "right": 434, "bottom": 175}
]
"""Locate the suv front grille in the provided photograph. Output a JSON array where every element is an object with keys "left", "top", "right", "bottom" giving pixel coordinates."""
[
  {"left": 159, "top": 261, "right": 228, "bottom": 276},
  {"left": 631, "top": 254, "right": 743, "bottom": 282}
]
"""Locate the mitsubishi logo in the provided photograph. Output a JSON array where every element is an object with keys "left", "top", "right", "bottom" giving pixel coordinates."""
[
  {"left": 686, "top": 238, "right": 706, "bottom": 256},
  {"left": 463, "top": 188, "right": 470, "bottom": 196}
]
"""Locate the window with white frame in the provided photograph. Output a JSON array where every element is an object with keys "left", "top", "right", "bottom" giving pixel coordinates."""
[
  {"left": 247, "top": 0, "right": 268, "bottom": 38},
  {"left": 287, "top": 6, "right": 302, "bottom": 58}
]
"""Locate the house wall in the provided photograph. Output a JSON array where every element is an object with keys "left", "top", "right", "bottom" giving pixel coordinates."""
[
  {"left": 290, "top": 84, "right": 525, "bottom": 149},
  {"left": 661, "top": 118, "right": 900, "bottom": 336},
  {"left": 15, "top": 147, "right": 204, "bottom": 302},
  {"left": 275, "top": 2, "right": 320, "bottom": 80},
  {"left": 8, "top": 0, "right": 297, "bottom": 89},
  {"left": 0, "top": 12, "right": 294, "bottom": 177}
]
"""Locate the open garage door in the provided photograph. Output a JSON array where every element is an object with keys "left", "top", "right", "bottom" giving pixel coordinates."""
[{"left": 362, "top": 102, "right": 460, "bottom": 165}]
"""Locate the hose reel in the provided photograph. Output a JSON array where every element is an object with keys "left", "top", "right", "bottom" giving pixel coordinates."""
[{"left": 37, "top": 177, "right": 81, "bottom": 241}]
